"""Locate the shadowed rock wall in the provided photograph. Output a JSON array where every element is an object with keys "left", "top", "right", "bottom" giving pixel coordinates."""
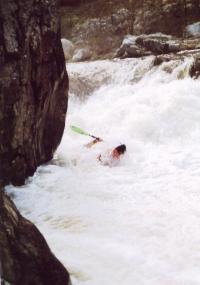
[
  {"left": 0, "top": 0, "right": 68, "bottom": 186},
  {"left": 133, "top": 0, "right": 200, "bottom": 36},
  {"left": 0, "top": 189, "right": 70, "bottom": 285},
  {"left": 0, "top": 0, "right": 70, "bottom": 283},
  {"left": 60, "top": 0, "right": 95, "bottom": 6}
]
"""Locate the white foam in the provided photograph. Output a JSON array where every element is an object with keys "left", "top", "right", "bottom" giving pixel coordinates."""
[{"left": 6, "top": 57, "right": 200, "bottom": 285}]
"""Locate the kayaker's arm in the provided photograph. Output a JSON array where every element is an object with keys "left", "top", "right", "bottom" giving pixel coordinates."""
[{"left": 85, "top": 138, "right": 103, "bottom": 148}]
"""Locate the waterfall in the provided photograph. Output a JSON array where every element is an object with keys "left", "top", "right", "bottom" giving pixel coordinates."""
[{"left": 6, "top": 56, "right": 200, "bottom": 285}]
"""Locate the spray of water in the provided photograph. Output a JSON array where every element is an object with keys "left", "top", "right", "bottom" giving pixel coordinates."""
[{"left": 6, "top": 56, "right": 200, "bottom": 285}]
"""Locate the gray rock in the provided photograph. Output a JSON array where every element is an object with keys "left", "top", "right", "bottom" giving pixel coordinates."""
[
  {"left": 122, "top": 35, "right": 137, "bottom": 46},
  {"left": 126, "top": 44, "right": 150, "bottom": 57},
  {"left": 115, "top": 33, "right": 181, "bottom": 59},
  {"left": 136, "top": 35, "right": 180, "bottom": 54},
  {"left": 153, "top": 51, "right": 200, "bottom": 80},
  {"left": 190, "top": 56, "right": 200, "bottom": 78},
  {"left": 0, "top": 188, "right": 70, "bottom": 285},
  {"left": 186, "top": 22, "right": 200, "bottom": 37},
  {"left": 72, "top": 47, "right": 91, "bottom": 62},
  {"left": 61, "top": 38, "right": 75, "bottom": 61}
]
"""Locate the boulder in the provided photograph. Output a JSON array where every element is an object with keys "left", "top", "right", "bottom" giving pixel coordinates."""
[
  {"left": 0, "top": 0, "right": 68, "bottom": 186},
  {"left": 115, "top": 34, "right": 181, "bottom": 59},
  {"left": 61, "top": 38, "right": 75, "bottom": 61},
  {"left": 72, "top": 47, "right": 91, "bottom": 62},
  {"left": 125, "top": 44, "right": 150, "bottom": 58},
  {"left": 186, "top": 22, "right": 200, "bottom": 37},
  {"left": 136, "top": 35, "right": 180, "bottom": 54},
  {"left": 0, "top": 188, "right": 70, "bottom": 285},
  {"left": 189, "top": 56, "right": 200, "bottom": 78},
  {"left": 153, "top": 51, "right": 200, "bottom": 80},
  {"left": 114, "top": 44, "right": 147, "bottom": 59}
]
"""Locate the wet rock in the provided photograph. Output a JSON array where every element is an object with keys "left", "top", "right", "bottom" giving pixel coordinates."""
[
  {"left": 136, "top": 34, "right": 180, "bottom": 54},
  {"left": 154, "top": 49, "right": 199, "bottom": 64},
  {"left": 179, "top": 38, "right": 200, "bottom": 51},
  {"left": 186, "top": 21, "right": 200, "bottom": 37},
  {"left": 189, "top": 56, "right": 200, "bottom": 78},
  {"left": 114, "top": 33, "right": 200, "bottom": 59},
  {"left": 0, "top": 0, "right": 68, "bottom": 186},
  {"left": 153, "top": 50, "right": 200, "bottom": 80},
  {"left": 0, "top": 188, "right": 70, "bottom": 285},
  {"left": 69, "top": 75, "right": 96, "bottom": 98},
  {"left": 72, "top": 47, "right": 91, "bottom": 62},
  {"left": 68, "top": 61, "right": 113, "bottom": 97},
  {"left": 118, "top": 44, "right": 150, "bottom": 58},
  {"left": 125, "top": 44, "right": 147, "bottom": 57},
  {"left": 61, "top": 38, "right": 75, "bottom": 61},
  {"left": 153, "top": 55, "right": 171, "bottom": 66},
  {"left": 115, "top": 35, "right": 149, "bottom": 58}
]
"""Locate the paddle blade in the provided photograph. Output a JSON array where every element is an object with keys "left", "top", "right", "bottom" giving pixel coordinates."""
[{"left": 70, "top": 125, "right": 89, "bottom": 136}]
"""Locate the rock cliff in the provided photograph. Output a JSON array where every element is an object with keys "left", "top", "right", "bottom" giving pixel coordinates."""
[
  {"left": 0, "top": 0, "right": 70, "bottom": 283},
  {"left": 0, "top": 0, "right": 68, "bottom": 186},
  {"left": 0, "top": 188, "right": 70, "bottom": 285}
]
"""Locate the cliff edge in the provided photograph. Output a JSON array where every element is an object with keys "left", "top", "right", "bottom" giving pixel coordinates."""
[{"left": 0, "top": 0, "right": 68, "bottom": 186}]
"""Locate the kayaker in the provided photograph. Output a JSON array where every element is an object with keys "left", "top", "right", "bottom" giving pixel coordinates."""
[
  {"left": 97, "top": 144, "right": 126, "bottom": 166},
  {"left": 85, "top": 138, "right": 126, "bottom": 166}
]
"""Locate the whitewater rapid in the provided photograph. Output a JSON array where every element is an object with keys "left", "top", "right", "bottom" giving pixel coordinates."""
[{"left": 6, "top": 57, "right": 200, "bottom": 285}]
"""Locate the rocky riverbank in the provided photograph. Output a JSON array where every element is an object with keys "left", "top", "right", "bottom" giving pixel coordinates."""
[
  {"left": 60, "top": 0, "right": 200, "bottom": 99},
  {"left": 0, "top": 0, "right": 70, "bottom": 283},
  {"left": 1, "top": 0, "right": 200, "bottom": 283},
  {"left": 60, "top": 0, "right": 200, "bottom": 61},
  {"left": 0, "top": 188, "right": 71, "bottom": 285}
]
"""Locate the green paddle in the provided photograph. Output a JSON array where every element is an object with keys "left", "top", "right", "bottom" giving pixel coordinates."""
[{"left": 70, "top": 125, "right": 101, "bottom": 140}]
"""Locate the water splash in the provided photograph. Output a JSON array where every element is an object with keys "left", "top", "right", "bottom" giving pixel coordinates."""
[{"left": 6, "top": 56, "right": 200, "bottom": 285}]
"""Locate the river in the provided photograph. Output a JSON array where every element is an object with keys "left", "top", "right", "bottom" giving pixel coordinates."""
[{"left": 6, "top": 56, "right": 200, "bottom": 285}]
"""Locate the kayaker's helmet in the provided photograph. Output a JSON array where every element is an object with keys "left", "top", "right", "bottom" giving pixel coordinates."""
[{"left": 115, "top": 144, "right": 126, "bottom": 155}]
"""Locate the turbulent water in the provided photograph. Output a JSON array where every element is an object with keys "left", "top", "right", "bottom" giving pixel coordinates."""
[{"left": 6, "top": 56, "right": 200, "bottom": 285}]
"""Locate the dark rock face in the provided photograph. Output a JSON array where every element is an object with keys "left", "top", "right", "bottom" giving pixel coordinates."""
[
  {"left": 115, "top": 34, "right": 200, "bottom": 59},
  {"left": 0, "top": 0, "right": 68, "bottom": 186},
  {"left": 135, "top": 35, "right": 180, "bottom": 55},
  {"left": 133, "top": 0, "right": 200, "bottom": 36},
  {"left": 190, "top": 56, "right": 200, "bottom": 78},
  {"left": 0, "top": 189, "right": 70, "bottom": 285},
  {"left": 60, "top": 0, "right": 96, "bottom": 6},
  {"left": 60, "top": 0, "right": 83, "bottom": 6}
]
